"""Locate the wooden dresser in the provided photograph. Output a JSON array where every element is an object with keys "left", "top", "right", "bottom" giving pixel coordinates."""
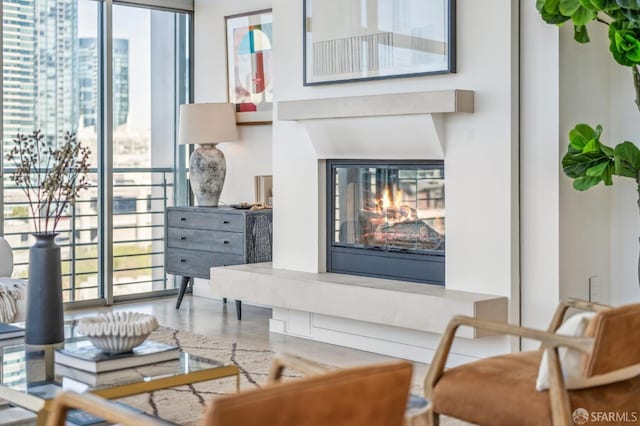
[{"left": 165, "top": 206, "right": 272, "bottom": 319}]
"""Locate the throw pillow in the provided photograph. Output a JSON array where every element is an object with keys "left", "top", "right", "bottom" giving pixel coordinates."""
[{"left": 536, "top": 311, "right": 640, "bottom": 390}]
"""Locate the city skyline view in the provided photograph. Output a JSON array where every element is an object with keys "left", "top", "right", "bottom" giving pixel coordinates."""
[{"left": 2, "top": 0, "right": 190, "bottom": 301}]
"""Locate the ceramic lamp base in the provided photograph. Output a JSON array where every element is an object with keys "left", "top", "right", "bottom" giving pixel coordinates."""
[{"left": 190, "top": 144, "right": 226, "bottom": 207}]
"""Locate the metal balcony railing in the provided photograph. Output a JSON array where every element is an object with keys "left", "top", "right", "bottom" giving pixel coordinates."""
[{"left": 2, "top": 167, "right": 175, "bottom": 302}]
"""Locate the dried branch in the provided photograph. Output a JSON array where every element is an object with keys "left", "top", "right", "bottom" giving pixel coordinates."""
[{"left": 6, "top": 131, "right": 91, "bottom": 234}]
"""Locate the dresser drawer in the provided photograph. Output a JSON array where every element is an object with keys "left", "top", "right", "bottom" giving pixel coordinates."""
[
  {"left": 166, "top": 248, "right": 245, "bottom": 278},
  {"left": 167, "top": 210, "right": 244, "bottom": 232},
  {"left": 167, "top": 227, "right": 244, "bottom": 255}
]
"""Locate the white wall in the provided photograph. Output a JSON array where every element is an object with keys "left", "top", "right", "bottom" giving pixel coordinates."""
[
  {"left": 194, "top": 0, "right": 273, "bottom": 206},
  {"left": 610, "top": 62, "right": 640, "bottom": 304},
  {"left": 272, "top": 0, "right": 519, "bottom": 324},
  {"left": 519, "top": 0, "right": 561, "bottom": 334},
  {"left": 193, "top": 0, "right": 273, "bottom": 296},
  {"left": 558, "top": 23, "right": 612, "bottom": 304}
]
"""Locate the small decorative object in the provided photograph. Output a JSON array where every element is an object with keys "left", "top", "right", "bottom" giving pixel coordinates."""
[
  {"left": 254, "top": 175, "right": 273, "bottom": 206},
  {"left": 6, "top": 131, "right": 90, "bottom": 345},
  {"left": 178, "top": 103, "right": 239, "bottom": 207},
  {"left": 304, "top": 0, "right": 456, "bottom": 85},
  {"left": 77, "top": 312, "right": 159, "bottom": 354},
  {"left": 226, "top": 9, "right": 273, "bottom": 124},
  {"left": 536, "top": 1, "right": 640, "bottom": 287}
]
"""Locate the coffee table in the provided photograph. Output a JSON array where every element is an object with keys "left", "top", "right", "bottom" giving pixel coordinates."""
[{"left": 0, "top": 323, "right": 239, "bottom": 425}]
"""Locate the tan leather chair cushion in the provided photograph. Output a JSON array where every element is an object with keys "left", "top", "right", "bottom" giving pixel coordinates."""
[
  {"left": 432, "top": 351, "right": 640, "bottom": 426},
  {"left": 584, "top": 304, "right": 640, "bottom": 376},
  {"left": 201, "top": 360, "right": 412, "bottom": 426}
]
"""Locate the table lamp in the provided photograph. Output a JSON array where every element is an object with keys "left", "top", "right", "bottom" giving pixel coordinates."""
[{"left": 179, "top": 103, "right": 239, "bottom": 207}]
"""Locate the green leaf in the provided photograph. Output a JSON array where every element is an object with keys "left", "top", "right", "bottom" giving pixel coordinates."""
[
  {"left": 575, "top": 25, "right": 591, "bottom": 42},
  {"left": 616, "top": 0, "right": 640, "bottom": 10},
  {"left": 614, "top": 154, "right": 638, "bottom": 177},
  {"left": 592, "top": 0, "right": 620, "bottom": 9},
  {"left": 569, "top": 123, "right": 598, "bottom": 149},
  {"left": 601, "top": 144, "right": 616, "bottom": 156},
  {"left": 586, "top": 160, "right": 610, "bottom": 176},
  {"left": 584, "top": 138, "right": 600, "bottom": 152},
  {"left": 561, "top": 0, "right": 582, "bottom": 15},
  {"left": 579, "top": 0, "right": 599, "bottom": 9},
  {"left": 603, "top": 162, "right": 615, "bottom": 185},
  {"left": 615, "top": 141, "right": 640, "bottom": 169},
  {"left": 546, "top": 0, "right": 562, "bottom": 13},
  {"left": 537, "top": 0, "right": 548, "bottom": 11},
  {"left": 572, "top": 6, "right": 598, "bottom": 24},
  {"left": 562, "top": 149, "right": 610, "bottom": 178},
  {"left": 573, "top": 176, "right": 603, "bottom": 190}
]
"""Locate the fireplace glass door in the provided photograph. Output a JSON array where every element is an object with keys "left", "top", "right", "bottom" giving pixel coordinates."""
[{"left": 328, "top": 161, "right": 445, "bottom": 284}]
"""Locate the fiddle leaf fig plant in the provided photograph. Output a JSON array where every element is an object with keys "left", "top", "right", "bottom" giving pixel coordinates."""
[
  {"left": 563, "top": 124, "right": 640, "bottom": 203},
  {"left": 538, "top": 1, "right": 640, "bottom": 287}
]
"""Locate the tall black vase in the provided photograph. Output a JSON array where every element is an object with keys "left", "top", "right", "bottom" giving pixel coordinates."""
[{"left": 26, "top": 233, "right": 64, "bottom": 345}]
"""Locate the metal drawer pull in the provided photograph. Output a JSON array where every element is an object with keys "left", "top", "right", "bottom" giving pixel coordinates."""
[
  {"left": 180, "top": 236, "right": 187, "bottom": 240},
  {"left": 223, "top": 220, "right": 230, "bottom": 224},
  {"left": 223, "top": 240, "right": 230, "bottom": 244},
  {"left": 180, "top": 259, "right": 186, "bottom": 263},
  {"left": 180, "top": 217, "right": 186, "bottom": 221}
]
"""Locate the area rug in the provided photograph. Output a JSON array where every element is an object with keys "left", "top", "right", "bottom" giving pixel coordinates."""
[
  {"left": 120, "top": 327, "right": 469, "bottom": 426},
  {"left": 119, "top": 327, "right": 292, "bottom": 425}
]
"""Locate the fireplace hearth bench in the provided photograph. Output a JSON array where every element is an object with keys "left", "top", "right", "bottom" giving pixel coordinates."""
[{"left": 210, "top": 263, "right": 508, "bottom": 362}]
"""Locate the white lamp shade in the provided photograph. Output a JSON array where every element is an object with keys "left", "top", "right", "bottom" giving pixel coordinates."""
[{"left": 178, "top": 103, "right": 239, "bottom": 145}]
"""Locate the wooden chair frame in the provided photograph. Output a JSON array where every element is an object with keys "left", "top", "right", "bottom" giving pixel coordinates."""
[
  {"left": 46, "top": 353, "right": 331, "bottom": 426},
  {"left": 423, "top": 299, "right": 611, "bottom": 426}
]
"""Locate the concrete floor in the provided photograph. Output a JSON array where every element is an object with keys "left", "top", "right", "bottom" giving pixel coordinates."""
[{"left": 67, "top": 295, "right": 429, "bottom": 386}]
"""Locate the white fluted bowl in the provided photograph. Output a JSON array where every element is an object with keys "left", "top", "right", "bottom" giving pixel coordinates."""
[{"left": 77, "top": 312, "right": 158, "bottom": 354}]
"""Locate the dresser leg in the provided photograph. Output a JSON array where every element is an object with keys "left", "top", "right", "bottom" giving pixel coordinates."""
[
  {"left": 176, "top": 276, "right": 191, "bottom": 309},
  {"left": 235, "top": 300, "right": 242, "bottom": 320}
]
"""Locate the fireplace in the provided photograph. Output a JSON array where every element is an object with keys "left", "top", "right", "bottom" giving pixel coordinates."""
[{"left": 327, "top": 160, "right": 445, "bottom": 284}]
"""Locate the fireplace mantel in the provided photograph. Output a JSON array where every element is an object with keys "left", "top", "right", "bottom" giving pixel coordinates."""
[{"left": 277, "top": 90, "right": 474, "bottom": 121}]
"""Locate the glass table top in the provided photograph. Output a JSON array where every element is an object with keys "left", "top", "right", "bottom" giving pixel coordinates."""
[{"left": 0, "top": 322, "right": 226, "bottom": 402}]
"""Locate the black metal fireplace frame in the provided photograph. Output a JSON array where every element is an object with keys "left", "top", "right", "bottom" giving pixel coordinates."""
[{"left": 326, "top": 160, "right": 445, "bottom": 285}]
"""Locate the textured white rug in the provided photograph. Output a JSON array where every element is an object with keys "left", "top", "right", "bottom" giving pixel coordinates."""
[
  {"left": 120, "top": 327, "right": 470, "bottom": 426},
  {"left": 120, "top": 327, "right": 299, "bottom": 424}
]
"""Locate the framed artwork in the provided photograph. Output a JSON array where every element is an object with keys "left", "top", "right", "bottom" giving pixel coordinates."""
[
  {"left": 225, "top": 9, "right": 273, "bottom": 124},
  {"left": 303, "top": 0, "right": 456, "bottom": 86}
]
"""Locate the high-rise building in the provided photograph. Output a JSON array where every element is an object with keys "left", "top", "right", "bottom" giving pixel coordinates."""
[
  {"left": 79, "top": 37, "right": 129, "bottom": 129},
  {"left": 34, "top": 0, "right": 79, "bottom": 145},
  {"left": 2, "top": 0, "right": 80, "bottom": 162},
  {"left": 2, "top": 0, "right": 36, "bottom": 161}
]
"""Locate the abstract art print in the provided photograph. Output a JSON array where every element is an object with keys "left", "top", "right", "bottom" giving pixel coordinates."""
[
  {"left": 226, "top": 9, "right": 273, "bottom": 124},
  {"left": 304, "top": 0, "right": 455, "bottom": 85}
]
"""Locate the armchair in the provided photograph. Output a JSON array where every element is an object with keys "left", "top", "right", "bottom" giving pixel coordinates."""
[
  {"left": 423, "top": 299, "right": 640, "bottom": 426},
  {"left": 47, "top": 354, "right": 413, "bottom": 426}
]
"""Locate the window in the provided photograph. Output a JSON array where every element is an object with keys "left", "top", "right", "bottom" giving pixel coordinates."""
[{"left": 1, "top": 0, "right": 192, "bottom": 303}]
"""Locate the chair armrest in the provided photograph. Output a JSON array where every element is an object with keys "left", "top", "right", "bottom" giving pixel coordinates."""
[
  {"left": 267, "top": 353, "right": 330, "bottom": 384},
  {"left": 424, "top": 315, "right": 596, "bottom": 426},
  {"left": 423, "top": 315, "right": 594, "bottom": 398},
  {"left": 46, "top": 392, "right": 163, "bottom": 426},
  {"left": 546, "top": 298, "right": 612, "bottom": 333}
]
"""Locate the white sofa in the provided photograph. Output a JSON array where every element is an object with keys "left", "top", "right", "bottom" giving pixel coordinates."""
[{"left": 0, "top": 237, "right": 26, "bottom": 323}]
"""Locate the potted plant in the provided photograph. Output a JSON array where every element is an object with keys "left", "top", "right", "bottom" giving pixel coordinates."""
[
  {"left": 537, "top": 0, "right": 640, "bottom": 286},
  {"left": 6, "top": 130, "right": 90, "bottom": 345}
]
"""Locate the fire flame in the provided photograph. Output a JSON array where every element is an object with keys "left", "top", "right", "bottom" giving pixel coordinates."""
[{"left": 376, "top": 188, "right": 413, "bottom": 223}]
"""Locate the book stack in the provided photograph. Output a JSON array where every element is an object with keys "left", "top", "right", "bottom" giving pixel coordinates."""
[
  {"left": 0, "top": 323, "right": 25, "bottom": 347},
  {"left": 0, "top": 323, "right": 24, "bottom": 339},
  {"left": 55, "top": 339, "right": 180, "bottom": 374}
]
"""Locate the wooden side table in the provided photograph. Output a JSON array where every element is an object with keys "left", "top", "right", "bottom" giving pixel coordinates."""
[{"left": 165, "top": 206, "right": 272, "bottom": 320}]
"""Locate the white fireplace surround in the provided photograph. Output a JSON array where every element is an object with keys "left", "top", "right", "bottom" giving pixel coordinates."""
[
  {"left": 278, "top": 90, "right": 474, "bottom": 159},
  {"left": 209, "top": 89, "right": 512, "bottom": 365}
]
